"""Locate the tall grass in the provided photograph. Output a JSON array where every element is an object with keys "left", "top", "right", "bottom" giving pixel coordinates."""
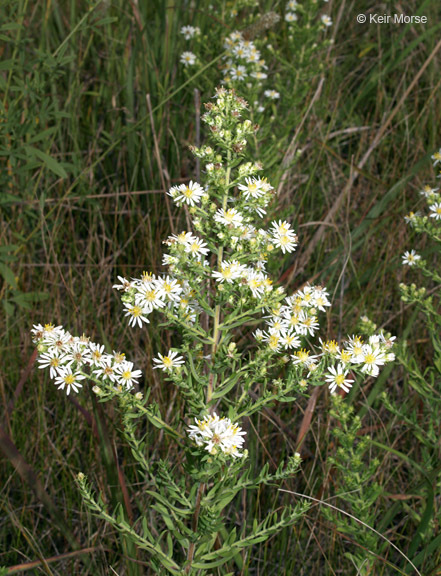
[{"left": 2, "top": 0, "right": 441, "bottom": 573}]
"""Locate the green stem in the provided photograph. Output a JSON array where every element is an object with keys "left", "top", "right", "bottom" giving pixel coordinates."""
[
  {"left": 184, "top": 482, "right": 205, "bottom": 574},
  {"left": 207, "top": 150, "right": 232, "bottom": 403}
]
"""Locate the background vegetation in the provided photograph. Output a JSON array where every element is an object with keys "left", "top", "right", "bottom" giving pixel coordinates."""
[{"left": 1, "top": 0, "right": 441, "bottom": 573}]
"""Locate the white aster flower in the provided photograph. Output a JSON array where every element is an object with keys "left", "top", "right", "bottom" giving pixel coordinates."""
[
  {"left": 38, "top": 349, "right": 67, "bottom": 379},
  {"left": 346, "top": 335, "right": 365, "bottom": 363},
  {"left": 187, "top": 413, "right": 246, "bottom": 458},
  {"left": 404, "top": 211, "right": 420, "bottom": 226},
  {"left": 135, "top": 284, "right": 165, "bottom": 313},
  {"left": 360, "top": 345, "right": 385, "bottom": 377},
  {"left": 64, "top": 341, "right": 92, "bottom": 368},
  {"left": 185, "top": 237, "right": 210, "bottom": 259},
  {"left": 321, "top": 15, "right": 332, "bottom": 26},
  {"left": 153, "top": 350, "right": 185, "bottom": 372},
  {"left": 180, "top": 25, "right": 200, "bottom": 39},
  {"left": 420, "top": 185, "right": 439, "bottom": 197},
  {"left": 233, "top": 43, "right": 251, "bottom": 59},
  {"left": 155, "top": 276, "right": 183, "bottom": 302},
  {"left": 431, "top": 149, "right": 441, "bottom": 166},
  {"left": 212, "top": 260, "right": 245, "bottom": 283},
  {"left": 280, "top": 333, "right": 301, "bottom": 349},
  {"left": 250, "top": 71, "right": 268, "bottom": 81},
  {"left": 297, "top": 314, "right": 320, "bottom": 337},
  {"left": 287, "top": 0, "right": 298, "bottom": 9},
  {"left": 285, "top": 12, "right": 298, "bottom": 22},
  {"left": 114, "top": 361, "right": 142, "bottom": 390},
  {"left": 112, "top": 276, "right": 133, "bottom": 292},
  {"left": 43, "top": 329, "right": 72, "bottom": 353},
  {"left": 169, "top": 181, "right": 205, "bottom": 206},
  {"left": 166, "top": 231, "right": 195, "bottom": 245},
  {"left": 429, "top": 202, "right": 441, "bottom": 220},
  {"left": 180, "top": 51, "right": 196, "bottom": 66},
  {"left": 88, "top": 343, "right": 106, "bottom": 366},
  {"left": 123, "top": 302, "right": 150, "bottom": 328},
  {"left": 93, "top": 354, "right": 118, "bottom": 383},
  {"left": 402, "top": 250, "right": 421, "bottom": 266},
  {"left": 266, "top": 316, "right": 290, "bottom": 336},
  {"left": 238, "top": 177, "right": 270, "bottom": 199},
  {"left": 214, "top": 208, "right": 244, "bottom": 228},
  {"left": 230, "top": 66, "right": 247, "bottom": 81},
  {"left": 54, "top": 366, "right": 86, "bottom": 395},
  {"left": 271, "top": 233, "right": 298, "bottom": 254},
  {"left": 292, "top": 349, "right": 319, "bottom": 368},
  {"left": 325, "top": 364, "right": 354, "bottom": 394},
  {"left": 245, "top": 269, "right": 266, "bottom": 298},
  {"left": 264, "top": 89, "right": 280, "bottom": 100}
]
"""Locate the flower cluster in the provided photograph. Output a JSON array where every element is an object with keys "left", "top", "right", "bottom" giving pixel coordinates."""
[
  {"left": 179, "top": 25, "right": 200, "bottom": 67},
  {"left": 181, "top": 25, "right": 201, "bottom": 40},
  {"left": 401, "top": 157, "right": 441, "bottom": 269},
  {"left": 321, "top": 333, "right": 395, "bottom": 391},
  {"left": 255, "top": 284, "right": 331, "bottom": 353},
  {"left": 255, "top": 284, "right": 395, "bottom": 394},
  {"left": 31, "top": 323, "right": 142, "bottom": 395},
  {"left": 222, "top": 31, "right": 268, "bottom": 85},
  {"left": 187, "top": 413, "right": 246, "bottom": 458},
  {"left": 114, "top": 272, "right": 200, "bottom": 328},
  {"left": 284, "top": 1, "right": 332, "bottom": 28}
]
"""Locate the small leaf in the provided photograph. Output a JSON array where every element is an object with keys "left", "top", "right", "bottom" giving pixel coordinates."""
[
  {"left": 0, "top": 263, "right": 17, "bottom": 288},
  {"left": 24, "top": 145, "right": 68, "bottom": 178}
]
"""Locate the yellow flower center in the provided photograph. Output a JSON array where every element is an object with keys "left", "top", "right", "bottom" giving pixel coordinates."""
[
  {"left": 340, "top": 350, "right": 352, "bottom": 363},
  {"left": 131, "top": 305, "right": 143, "bottom": 317},
  {"left": 335, "top": 374, "right": 345, "bottom": 386},
  {"left": 145, "top": 290, "right": 156, "bottom": 301}
]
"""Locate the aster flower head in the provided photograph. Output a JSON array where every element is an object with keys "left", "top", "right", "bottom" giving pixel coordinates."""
[
  {"left": 187, "top": 413, "right": 246, "bottom": 458},
  {"left": 212, "top": 260, "right": 246, "bottom": 283},
  {"left": 238, "top": 177, "right": 272, "bottom": 200},
  {"left": 429, "top": 202, "right": 441, "bottom": 220},
  {"left": 153, "top": 350, "right": 185, "bottom": 372},
  {"left": 169, "top": 181, "right": 205, "bottom": 206},
  {"left": 402, "top": 250, "right": 421, "bottom": 266},
  {"left": 37, "top": 348, "right": 67, "bottom": 379},
  {"left": 264, "top": 89, "right": 280, "bottom": 100},
  {"left": 360, "top": 345, "right": 385, "bottom": 377},
  {"left": 180, "top": 51, "right": 196, "bottom": 66},
  {"left": 285, "top": 12, "right": 298, "bottom": 23},
  {"left": 431, "top": 148, "right": 441, "bottom": 166},
  {"left": 155, "top": 276, "right": 183, "bottom": 302},
  {"left": 325, "top": 363, "right": 354, "bottom": 394},
  {"left": 420, "top": 185, "right": 439, "bottom": 198},
  {"left": 123, "top": 302, "right": 150, "bottom": 329},
  {"left": 180, "top": 25, "right": 200, "bottom": 40},
  {"left": 54, "top": 366, "right": 86, "bottom": 395},
  {"left": 214, "top": 208, "right": 244, "bottom": 228},
  {"left": 114, "top": 361, "right": 142, "bottom": 390}
]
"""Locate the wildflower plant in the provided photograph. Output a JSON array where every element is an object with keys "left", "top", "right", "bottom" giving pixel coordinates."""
[
  {"left": 179, "top": 1, "right": 331, "bottom": 128},
  {"left": 32, "top": 89, "right": 394, "bottom": 574}
]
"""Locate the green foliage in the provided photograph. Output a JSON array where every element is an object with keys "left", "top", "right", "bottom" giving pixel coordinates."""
[
  {"left": 2, "top": 0, "right": 441, "bottom": 574},
  {"left": 325, "top": 396, "right": 382, "bottom": 574}
]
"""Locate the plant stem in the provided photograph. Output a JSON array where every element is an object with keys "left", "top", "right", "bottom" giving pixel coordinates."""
[
  {"left": 207, "top": 150, "right": 232, "bottom": 403},
  {"left": 184, "top": 482, "right": 205, "bottom": 574}
]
